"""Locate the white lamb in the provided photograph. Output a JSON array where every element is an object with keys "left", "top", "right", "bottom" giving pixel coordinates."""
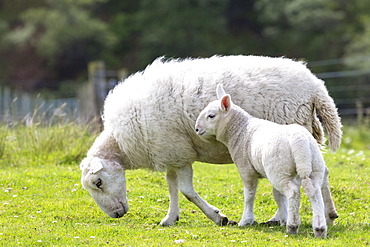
[
  {"left": 195, "top": 84, "right": 338, "bottom": 238},
  {"left": 80, "top": 55, "right": 342, "bottom": 227}
]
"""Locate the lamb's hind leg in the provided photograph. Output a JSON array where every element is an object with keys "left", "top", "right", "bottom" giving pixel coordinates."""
[
  {"left": 175, "top": 165, "right": 228, "bottom": 226},
  {"left": 160, "top": 169, "right": 180, "bottom": 226},
  {"left": 284, "top": 178, "right": 301, "bottom": 235},
  {"left": 301, "top": 174, "right": 327, "bottom": 238},
  {"left": 321, "top": 167, "right": 338, "bottom": 225}
]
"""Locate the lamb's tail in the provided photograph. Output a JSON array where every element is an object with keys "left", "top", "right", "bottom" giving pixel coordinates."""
[
  {"left": 290, "top": 133, "right": 313, "bottom": 180},
  {"left": 313, "top": 80, "right": 342, "bottom": 152}
]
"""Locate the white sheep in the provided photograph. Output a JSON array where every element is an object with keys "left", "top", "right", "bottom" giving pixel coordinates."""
[
  {"left": 80, "top": 55, "right": 342, "bottom": 227},
  {"left": 195, "top": 84, "right": 338, "bottom": 238}
]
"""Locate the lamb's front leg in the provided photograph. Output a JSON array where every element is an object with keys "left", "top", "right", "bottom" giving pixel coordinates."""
[
  {"left": 238, "top": 177, "right": 258, "bottom": 226},
  {"left": 160, "top": 169, "right": 180, "bottom": 226},
  {"left": 175, "top": 165, "right": 228, "bottom": 226}
]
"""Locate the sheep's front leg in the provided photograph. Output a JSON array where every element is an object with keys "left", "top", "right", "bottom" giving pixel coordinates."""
[
  {"left": 160, "top": 169, "right": 180, "bottom": 226},
  {"left": 266, "top": 188, "right": 287, "bottom": 226},
  {"left": 175, "top": 165, "right": 228, "bottom": 226}
]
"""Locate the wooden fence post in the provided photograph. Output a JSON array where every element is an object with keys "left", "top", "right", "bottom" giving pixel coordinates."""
[
  {"left": 77, "top": 61, "right": 106, "bottom": 123},
  {"left": 356, "top": 99, "right": 363, "bottom": 124}
]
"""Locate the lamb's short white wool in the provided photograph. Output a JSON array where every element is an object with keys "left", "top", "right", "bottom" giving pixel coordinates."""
[
  {"left": 195, "top": 84, "right": 338, "bottom": 238},
  {"left": 80, "top": 55, "right": 342, "bottom": 227}
]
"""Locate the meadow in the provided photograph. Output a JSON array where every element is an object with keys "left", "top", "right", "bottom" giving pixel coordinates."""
[{"left": 0, "top": 120, "right": 369, "bottom": 246}]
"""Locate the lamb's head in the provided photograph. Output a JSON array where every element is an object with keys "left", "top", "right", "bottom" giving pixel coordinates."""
[
  {"left": 195, "top": 84, "right": 233, "bottom": 137},
  {"left": 80, "top": 156, "right": 129, "bottom": 218}
]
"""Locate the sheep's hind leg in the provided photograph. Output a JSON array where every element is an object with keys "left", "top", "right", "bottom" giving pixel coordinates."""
[
  {"left": 265, "top": 188, "right": 287, "bottom": 226},
  {"left": 301, "top": 174, "right": 327, "bottom": 238},
  {"left": 321, "top": 167, "right": 338, "bottom": 225},
  {"left": 175, "top": 165, "right": 228, "bottom": 226},
  {"left": 160, "top": 169, "right": 180, "bottom": 226}
]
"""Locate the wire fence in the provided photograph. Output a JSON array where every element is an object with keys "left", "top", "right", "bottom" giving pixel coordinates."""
[
  {"left": 0, "top": 87, "right": 79, "bottom": 125},
  {"left": 310, "top": 57, "right": 370, "bottom": 122}
]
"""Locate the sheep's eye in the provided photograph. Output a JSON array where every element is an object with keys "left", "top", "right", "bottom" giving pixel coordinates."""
[
  {"left": 207, "top": 114, "right": 215, "bottom": 119},
  {"left": 95, "top": 178, "right": 102, "bottom": 188}
]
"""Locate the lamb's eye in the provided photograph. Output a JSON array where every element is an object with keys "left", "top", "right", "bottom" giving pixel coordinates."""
[
  {"left": 208, "top": 114, "right": 215, "bottom": 119},
  {"left": 95, "top": 178, "right": 102, "bottom": 188}
]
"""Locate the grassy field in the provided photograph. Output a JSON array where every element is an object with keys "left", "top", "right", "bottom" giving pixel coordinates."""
[{"left": 0, "top": 122, "right": 369, "bottom": 246}]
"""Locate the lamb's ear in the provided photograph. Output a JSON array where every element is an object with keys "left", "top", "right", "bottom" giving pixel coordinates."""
[
  {"left": 220, "top": 94, "right": 232, "bottom": 112},
  {"left": 216, "top": 84, "right": 226, "bottom": 99}
]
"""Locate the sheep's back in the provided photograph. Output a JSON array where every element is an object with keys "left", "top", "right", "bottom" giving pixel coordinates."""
[{"left": 103, "top": 55, "right": 326, "bottom": 170}]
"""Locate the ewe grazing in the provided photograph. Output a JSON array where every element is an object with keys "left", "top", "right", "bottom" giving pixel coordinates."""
[
  {"left": 195, "top": 84, "right": 338, "bottom": 238},
  {"left": 80, "top": 55, "right": 342, "bottom": 227}
]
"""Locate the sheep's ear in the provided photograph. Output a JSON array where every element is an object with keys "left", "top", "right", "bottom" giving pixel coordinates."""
[
  {"left": 220, "top": 94, "right": 232, "bottom": 112},
  {"left": 80, "top": 158, "right": 89, "bottom": 171},
  {"left": 216, "top": 84, "right": 226, "bottom": 99},
  {"left": 89, "top": 158, "right": 104, "bottom": 174}
]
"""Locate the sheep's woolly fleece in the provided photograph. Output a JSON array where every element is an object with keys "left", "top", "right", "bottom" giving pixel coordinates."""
[{"left": 103, "top": 55, "right": 342, "bottom": 171}]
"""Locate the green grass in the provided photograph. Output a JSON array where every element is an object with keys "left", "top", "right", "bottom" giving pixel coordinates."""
[{"left": 0, "top": 122, "right": 369, "bottom": 246}]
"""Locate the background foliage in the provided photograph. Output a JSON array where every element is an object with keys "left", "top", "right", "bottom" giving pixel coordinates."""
[{"left": 0, "top": 0, "right": 370, "bottom": 90}]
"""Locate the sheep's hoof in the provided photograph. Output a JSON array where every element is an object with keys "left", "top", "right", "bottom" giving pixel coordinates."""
[
  {"left": 329, "top": 213, "right": 339, "bottom": 219},
  {"left": 287, "top": 225, "right": 299, "bottom": 234},
  {"left": 326, "top": 212, "right": 338, "bottom": 225},
  {"left": 261, "top": 220, "right": 280, "bottom": 226},
  {"left": 314, "top": 227, "right": 327, "bottom": 238},
  {"left": 220, "top": 216, "right": 229, "bottom": 226}
]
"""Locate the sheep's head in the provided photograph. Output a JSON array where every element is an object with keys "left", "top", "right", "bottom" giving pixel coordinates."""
[
  {"left": 80, "top": 157, "right": 129, "bottom": 218},
  {"left": 195, "top": 84, "right": 232, "bottom": 137}
]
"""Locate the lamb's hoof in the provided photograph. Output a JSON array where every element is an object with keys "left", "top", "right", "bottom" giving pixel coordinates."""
[
  {"left": 239, "top": 221, "right": 257, "bottom": 227},
  {"left": 314, "top": 227, "right": 327, "bottom": 238},
  {"left": 160, "top": 215, "right": 179, "bottom": 227},
  {"left": 261, "top": 220, "right": 280, "bottom": 226},
  {"left": 227, "top": 220, "right": 238, "bottom": 226},
  {"left": 287, "top": 225, "right": 299, "bottom": 234}
]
